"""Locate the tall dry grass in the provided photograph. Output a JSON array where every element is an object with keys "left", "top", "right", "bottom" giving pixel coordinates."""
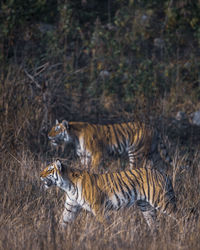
[
  {"left": 0, "top": 66, "right": 200, "bottom": 250},
  {"left": 0, "top": 148, "right": 199, "bottom": 250}
]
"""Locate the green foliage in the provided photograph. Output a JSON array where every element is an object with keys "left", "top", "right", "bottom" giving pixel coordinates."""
[{"left": 1, "top": 0, "right": 200, "bottom": 113}]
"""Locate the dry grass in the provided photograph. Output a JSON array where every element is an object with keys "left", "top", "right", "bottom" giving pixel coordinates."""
[
  {"left": 0, "top": 147, "right": 199, "bottom": 250},
  {"left": 0, "top": 66, "right": 200, "bottom": 250}
]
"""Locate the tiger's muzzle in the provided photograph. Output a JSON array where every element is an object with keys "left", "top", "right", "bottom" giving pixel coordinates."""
[
  {"left": 48, "top": 135, "right": 63, "bottom": 146},
  {"left": 48, "top": 137, "right": 59, "bottom": 146},
  {"left": 41, "top": 177, "right": 54, "bottom": 189}
]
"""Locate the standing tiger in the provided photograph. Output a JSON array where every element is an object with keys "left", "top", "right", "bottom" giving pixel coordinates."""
[
  {"left": 40, "top": 160, "right": 177, "bottom": 230},
  {"left": 48, "top": 120, "right": 171, "bottom": 171}
]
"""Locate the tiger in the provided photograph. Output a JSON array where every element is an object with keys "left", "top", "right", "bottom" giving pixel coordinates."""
[
  {"left": 40, "top": 160, "right": 177, "bottom": 230},
  {"left": 48, "top": 120, "right": 171, "bottom": 171}
]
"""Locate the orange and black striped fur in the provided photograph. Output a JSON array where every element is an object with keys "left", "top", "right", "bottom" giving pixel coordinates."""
[
  {"left": 48, "top": 120, "right": 170, "bottom": 170},
  {"left": 40, "top": 160, "right": 177, "bottom": 229}
]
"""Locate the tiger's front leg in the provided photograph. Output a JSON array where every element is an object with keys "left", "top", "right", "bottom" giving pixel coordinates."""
[{"left": 60, "top": 197, "right": 80, "bottom": 229}]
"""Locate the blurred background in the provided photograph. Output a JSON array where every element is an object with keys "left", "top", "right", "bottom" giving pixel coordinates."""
[{"left": 1, "top": 0, "right": 200, "bottom": 154}]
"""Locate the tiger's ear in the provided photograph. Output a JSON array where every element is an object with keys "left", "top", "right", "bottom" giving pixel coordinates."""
[
  {"left": 55, "top": 159, "right": 62, "bottom": 171},
  {"left": 56, "top": 119, "right": 59, "bottom": 125},
  {"left": 62, "top": 120, "right": 69, "bottom": 129}
]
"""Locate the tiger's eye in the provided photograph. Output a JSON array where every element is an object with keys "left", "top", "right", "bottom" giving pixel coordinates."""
[{"left": 55, "top": 126, "right": 60, "bottom": 132}]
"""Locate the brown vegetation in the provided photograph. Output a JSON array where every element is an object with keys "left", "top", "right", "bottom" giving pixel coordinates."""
[
  {"left": 0, "top": 146, "right": 200, "bottom": 250},
  {"left": 0, "top": 67, "right": 200, "bottom": 250}
]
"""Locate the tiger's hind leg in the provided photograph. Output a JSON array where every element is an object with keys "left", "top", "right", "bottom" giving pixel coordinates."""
[
  {"left": 137, "top": 200, "right": 158, "bottom": 233},
  {"left": 127, "top": 149, "right": 145, "bottom": 169},
  {"left": 127, "top": 149, "right": 136, "bottom": 169},
  {"left": 142, "top": 210, "right": 157, "bottom": 230}
]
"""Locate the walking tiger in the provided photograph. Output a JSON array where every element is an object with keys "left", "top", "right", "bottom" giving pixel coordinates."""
[
  {"left": 40, "top": 160, "right": 177, "bottom": 230},
  {"left": 48, "top": 120, "right": 171, "bottom": 170}
]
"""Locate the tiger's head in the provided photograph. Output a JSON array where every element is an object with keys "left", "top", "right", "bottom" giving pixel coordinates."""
[
  {"left": 40, "top": 160, "right": 64, "bottom": 189},
  {"left": 48, "top": 120, "right": 71, "bottom": 146},
  {"left": 40, "top": 160, "right": 81, "bottom": 193}
]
